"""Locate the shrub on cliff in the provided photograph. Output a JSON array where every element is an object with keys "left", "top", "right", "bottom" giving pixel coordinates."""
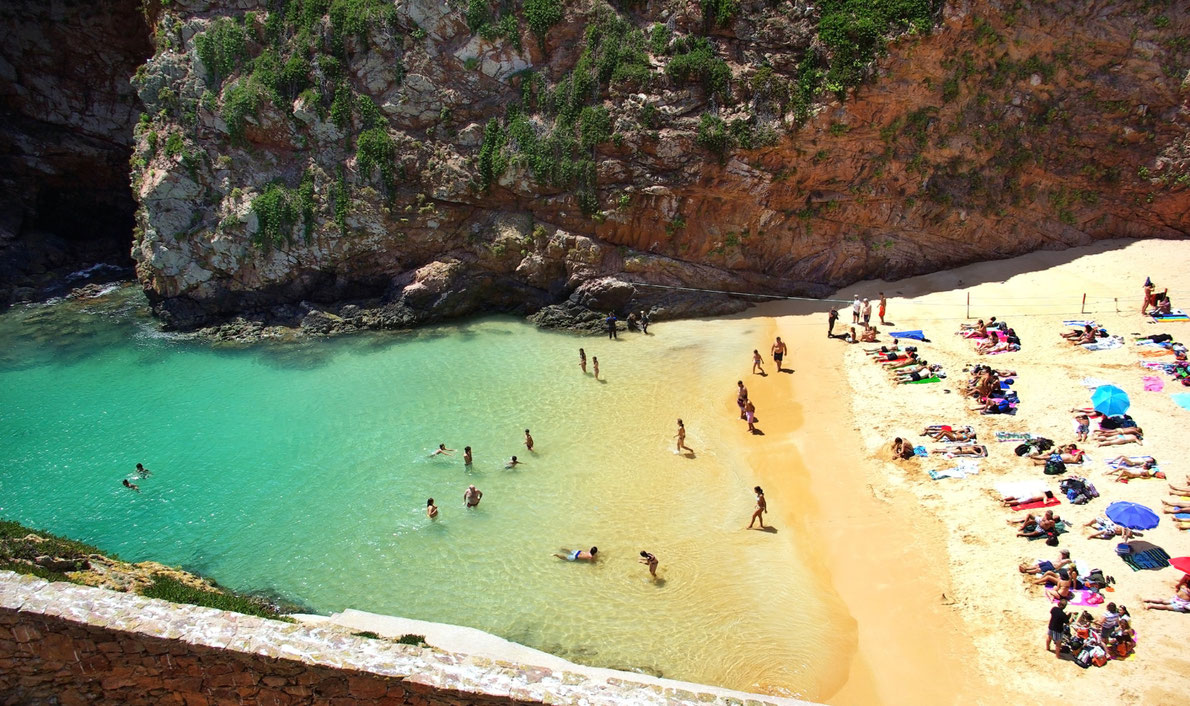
[
  {"left": 695, "top": 113, "right": 731, "bottom": 160},
  {"left": 817, "top": 0, "right": 939, "bottom": 94},
  {"left": 524, "top": 0, "right": 564, "bottom": 49},
  {"left": 665, "top": 37, "right": 731, "bottom": 100}
]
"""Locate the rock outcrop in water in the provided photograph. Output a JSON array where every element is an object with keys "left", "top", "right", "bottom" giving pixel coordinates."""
[{"left": 102, "top": 1, "right": 1190, "bottom": 329}]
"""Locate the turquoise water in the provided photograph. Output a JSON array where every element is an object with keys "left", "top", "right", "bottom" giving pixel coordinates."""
[{"left": 0, "top": 286, "right": 848, "bottom": 697}]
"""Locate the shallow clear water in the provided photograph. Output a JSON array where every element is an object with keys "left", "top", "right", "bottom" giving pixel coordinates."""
[{"left": 0, "top": 287, "right": 848, "bottom": 697}]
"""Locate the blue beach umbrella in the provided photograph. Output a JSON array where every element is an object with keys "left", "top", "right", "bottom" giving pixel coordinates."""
[
  {"left": 1091, "top": 385, "right": 1130, "bottom": 417},
  {"left": 1105, "top": 501, "right": 1159, "bottom": 530}
]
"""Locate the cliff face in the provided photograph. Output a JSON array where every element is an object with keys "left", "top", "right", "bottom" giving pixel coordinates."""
[
  {"left": 0, "top": 0, "right": 153, "bottom": 302},
  {"left": 129, "top": 0, "right": 1190, "bottom": 332}
]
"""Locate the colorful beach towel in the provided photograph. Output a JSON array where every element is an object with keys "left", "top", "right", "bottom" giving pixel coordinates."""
[
  {"left": 1143, "top": 376, "right": 1165, "bottom": 391},
  {"left": 1173, "top": 393, "right": 1190, "bottom": 412},
  {"left": 928, "top": 460, "right": 980, "bottom": 480},
  {"left": 1151, "top": 308, "right": 1190, "bottom": 322},
  {"left": 914, "top": 445, "right": 928, "bottom": 457},
  {"left": 1105, "top": 456, "right": 1154, "bottom": 469},
  {"left": 1063, "top": 320, "right": 1096, "bottom": 328},
  {"left": 1082, "top": 336, "right": 1124, "bottom": 351},
  {"left": 1054, "top": 589, "right": 1105, "bottom": 607},
  {"left": 906, "top": 376, "right": 942, "bottom": 384},
  {"left": 995, "top": 431, "right": 1034, "bottom": 443},
  {"left": 1080, "top": 377, "right": 1117, "bottom": 389},
  {"left": 890, "top": 330, "right": 927, "bottom": 341}
]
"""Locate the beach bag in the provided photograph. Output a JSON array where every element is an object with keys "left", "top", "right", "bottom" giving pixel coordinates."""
[
  {"left": 1033, "top": 437, "right": 1054, "bottom": 452},
  {"left": 1084, "top": 481, "right": 1099, "bottom": 499},
  {"left": 1044, "top": 457, "right": 1067, "bottom": 475},
  {"left": 1015, "top": 443, "right": 1032, "bottom": 457}
]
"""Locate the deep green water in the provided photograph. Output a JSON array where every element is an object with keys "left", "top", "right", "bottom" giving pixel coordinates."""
[{"left": 0, "top": 286, "right": 846, "bottom": 697}]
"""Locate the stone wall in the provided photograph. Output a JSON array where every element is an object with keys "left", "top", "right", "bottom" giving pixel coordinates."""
[{"left": 0, "top": 572, "right": 799, "bottom": 705}]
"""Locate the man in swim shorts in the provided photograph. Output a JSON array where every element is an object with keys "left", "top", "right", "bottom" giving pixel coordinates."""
[
  {"left": 464, "top": 485, "right": 483, "bottom": 507},
  {"left": 771, "top": 337, "right": 788, "bottom": 372},
  {"left": 554, "top": 547, "right": 598, "bottom": 561}
]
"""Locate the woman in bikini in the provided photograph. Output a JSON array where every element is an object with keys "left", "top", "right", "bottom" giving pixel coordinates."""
[
  {"left": 748, "top": 486, "right": 767, "bottom": 529},
  {"left": 1142, "top": 583, "right": 1190, "bottom": 612},
  {"left": 426, "top": 498, "right": 438, "bottom": 519},
  {"left": 579, "top": 348, "right": 587, "bottom": 373}
]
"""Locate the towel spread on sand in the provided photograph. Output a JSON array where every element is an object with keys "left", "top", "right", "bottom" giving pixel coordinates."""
[
  {"left": 1063, "top": 320, "right": 1096, "bottom": 328},
  {"left": 1143, "top": 376, "right": 1165, "bottom": 392},
  {"left": 1151, "top": 308, "right": 1190, "bottom": 322},
  {"left": 995, "top": 431, "right": 1034, "bottom": 443},
  {"left": 1082, "top": 335, "right": 1124, "bottom": 351},
  {"left": 928, "top": 460, "right": 980, "bottom": 480},
  {"left": 1173, "top": 394, "right": 1190, "bottom": 412},
  {"left": 1105, "top": 456, "right": 1154, "bottom": 469},
  {"left": 1053, "top": 589, "right": 1104, "bottom": 607},
  {"left": 1080, "top": 377, "right": 1117, "bottom": 389},
  {"left": 890, "top": 330, "right": 927, "bottom": 341}
]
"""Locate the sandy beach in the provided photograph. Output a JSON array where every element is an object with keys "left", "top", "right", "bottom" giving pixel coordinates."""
[{"left": 717, "top": 238, "right": 1190, "bottom": 704}]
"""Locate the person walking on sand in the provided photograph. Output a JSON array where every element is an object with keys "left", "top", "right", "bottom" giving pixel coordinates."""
[
  {"left": 639, "top": 551, "right": 659, "bottom": 578},
  {"left": 579, "top": 348, "right": 587, "bottom": 373},
  {"left": 593, "top": 356, "right": 600, "bottom": 379},
  {"left": 828, "top": 308, "right": 838, "bottom": 337},
  {"left": 745, "top": 400, "right": 757, "bottom": 433},
  {"left": 463, "top": 446, "right": 473, "bottom": 466},
  {"left": 122, "top": 479, "right": 140, "bottom": 493},
  {"left": 737, "top": 380, "right": 748, "bottom": 419},
  {"left": 752, "top": 349, "right": 765, "bottom": 376},
  {"left": 606, "top": 313, "right": 618, "bottom": 339},
  {"left": 748, "top": 486, "right": 767, "bottom": 529},
  {"left": 430, "top": 444, "right": 454, "bottom": 457},
  {"left": 525, "top": 429, "right": 534, "bottom": 452},
  {"left": 675, "top": 418, "right": 693, "bottom": 453},
  {"left": 861, "top": 298, "right": 872, "bottom": 326},
  {"left": 771, "top": 337, "right": 788, "bottom": 373},
  {"left": 851, "top": 295, "right": 861, "bottom": 324},
  {"left": 1047, "top": 599, "right": 1069, "bottom": 659},
  {"left": 426, "top": 498, "right": 438, "bottom": 519},
  {"left": 464, "top": 485, "right": 483, "bottom": 508},
  {"left": 878, "top": 292, "right": 887, "bottom": 325}
]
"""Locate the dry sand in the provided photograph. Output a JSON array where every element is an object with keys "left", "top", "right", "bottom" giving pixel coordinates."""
[{"left": 718, "top": 239, "right": 1190, "bottom": 705}]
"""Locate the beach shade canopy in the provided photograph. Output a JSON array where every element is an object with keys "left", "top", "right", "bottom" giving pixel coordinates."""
[
  {"left": 1105, "top": 501, "right": 1159, "bottom": 530},
  {"left": 1172, "top": 557, "right": 1190, "bottom": 575},
  {"left": 1091, "top": 385, "right": 1130, "bottom": 417}
]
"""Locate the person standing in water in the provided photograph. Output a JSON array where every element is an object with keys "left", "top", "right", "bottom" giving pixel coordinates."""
[
  {"left": 506, "top": 456, "right": 522, "bottom": 468},
  {"left": 524, "top": 429, "right": 534, "bottom": 452},
  {"left": 828, "top": 308, "right": 838, "bottom": 337},
  {"left": 675, "top": 419, "right": 692, "bottom": 454},
  {"left": 430, "top": 444, "right": 454, "bottom": 457},
  {"left": 593, "top": 356, "right": 600, "bottom": 379},
  {"left": 464, "top": 485, "right": 483, "bottom": 508},
  {"left": 737, "top": 380, "right": 748, "bottom": 419},
  {"left": 878, "top": 292, "right": 888, "bottom": 325},
  {"left": 122, "top": 479, "right": 140, "bottom": 493},
  {"left": 463, "top": 446, "right": 473, "bottom": 466},
  {"left": 134, "top": 463, "right": 152, "bottom": 478},
  {"left": 752, "top": 349, "right": 765, "bottom": 376},
  {"left": 770, "top": 337, "right": 788, "bottom": 373},
  {"left": 579, "top": 348, "right": 587, "bottom": 373},
  {"left": 749, "top": 486, "right": 767, "bottom": 529},
  {"left": 639, "top": 551, "right": 659, "bottom": 578},
  {"left": 426, "top": 498, "right": 438, "bottom": 519}
]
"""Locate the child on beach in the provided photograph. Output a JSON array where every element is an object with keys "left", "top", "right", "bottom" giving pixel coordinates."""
[
  {"left": 744, "top": 400, "right": 757, "bottom": 433},
  {"left": 752, "top": 349, "right": 765, "bottom": 375},
  {"left": 1074, "top": 414, "right": 1090, "bottom": 443},
  {"left": 524, "top": 429, "right": 534, "bottom": 452},
  {"left": 675, "top": 419, "right": 692, "bottom": 454}
]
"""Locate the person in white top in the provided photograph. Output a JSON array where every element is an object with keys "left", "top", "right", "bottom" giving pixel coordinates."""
[{"left": 851, "top": 296, "right": 862, "bottom": 323}]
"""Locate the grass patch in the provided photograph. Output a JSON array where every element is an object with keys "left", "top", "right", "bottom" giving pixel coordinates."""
[
  {"left": 397, "top": 634, "right": 428, "bottom": 647},
  {"left": 142, "top": 573, "right": 289, "bottom": 620}
]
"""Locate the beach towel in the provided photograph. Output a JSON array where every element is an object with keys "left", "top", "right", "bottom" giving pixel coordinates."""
[
  {"left": 1175, "top": 513, "right": 1190, "bottom": 520},
  {"left": 906, "top": 376, "right": 942, "bottom": 384},
  {"left": 1105, "top": 456, "right": 1154, "bottom": 469},
  {"left": 1121, "top": 548, "right": 1171, "bottom": 571},
  {"left": 1056, "top": 589, "right": 1105, "bottom": 607},
  {"left": 1082, "top": 336, "right": 1124, "bottom": 351},
  {"left": 890, "top": 330, "right": 927, "bottom": 341},
  {"left": 1142, "top": 376, "right": 1165, "bottom": 392},
  {"left": 1012, "top": 496, "right": 1061, "bottom": 511},
  {"left": 1172, "top": 393, "right": 1190, "bottom": 412},
  {"left": 925, "top": 425, "right": 972, "bottom": 434},
  {"left": 995, "top": 431, "right": 1033, "bottom": 443},
  {"left": 1026, "top": 521, "right": 1069, "bottom": 540},
  {"left": 928, "top": 459, "right": 980, "bottom": 480},
  {"left": 1151, "top": 308, "right": 1190, "bottom": 322},
  {"left": 1080, "top": 377, "right": 1117, "bottom": 390},
  {"left": 914, "top": 445, "right": 928, "bottom": 457},
  {"left": 1063, "top": 320, "right": 1096, "bottom": 328},
  {"left": 998, "top": 479, "right": 1045, "bottom": 497}
]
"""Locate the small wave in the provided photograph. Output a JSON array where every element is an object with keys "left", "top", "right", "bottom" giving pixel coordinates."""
[{"left": 66, "top": 262, "right": 126, "bottom": 282}]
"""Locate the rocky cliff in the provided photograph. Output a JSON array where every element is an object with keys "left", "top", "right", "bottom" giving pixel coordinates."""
[
  {"left": 0, "top": 0, "right": 153, "bottom": 303},
  {"left": 126, "top": 0, "right": 1189, "bottom": 333}
]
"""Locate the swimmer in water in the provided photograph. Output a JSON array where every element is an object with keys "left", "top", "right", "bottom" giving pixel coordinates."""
[
  {"left": 554, "top": 547, "right": 598, "bottom": 562},
  {"left": 639, "top": 550, "right": 659, "bottom": 578},
  {"left": 134, "top": 463, "right": 152, "bottom": 478},
  {"left": 506, "top": 455, "right": 522, "bottom": 468},
  {"left": 525, "top": 429, "right": 534, "bottom": 452},
  {"left": 426, "top": 498, "right": 438, "bottom": 519},
  {"left": 430, "top": 444, "right": 454, "bottom": 457},
  {"left": 123, "top": 479, "right": 140, "bottom": 493},
  {"left": 464, "top": 485, "right": 483, "bottom": 508},
  {"left": 579, "top": 348, "right": 587, "bottom": 373},
  {"left": 463, "top": 446, "right": 473, "bottom": 466},
  {"left": 675, "top": 419, "right": 692, "bottom": 453}
]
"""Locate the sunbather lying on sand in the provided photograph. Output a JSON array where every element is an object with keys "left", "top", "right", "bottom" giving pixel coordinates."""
[
  {"left": 1019, "top": 549, "right": 1072, "bottom": 574},
  {"left": 931, "top": 444, "right": 986, "bottom": 457},
  {"left": 883, "top": 354, "right": 920, "bottom": 369},
  {"left": 979, "top": 330, "right": 1020, "bottom": 355},
  {"left": 1085, "top": 516, "right": 1134, "bottom": 540},
  {"left": 1000, "top": 490, "right": 1055, "bottom": 507},
  {"left": 1097, "top": 429, "right": 1143, "bottom": 447},
  {"left": 1106, "top": 465, "right": 1165, "bottom": 480},
  {"left": 894, "top": 364, "right": 941, "bottom": 383},
  {"left": 1093, "top": 426, "right": 1143, "bottom": 439},
  {"left": 1030, "top": 445, "right": 1085, "bottom": 464},
  {"left": 1161, "top": 500, "right": 1190, "bottom": 513},
  {"left": 923, "top": 427, "right": 976, "bottom": 441},
  {"left": 1010, "top": 510, "right": 1060, "bottom": 538},
  {"left": 1142, "top": 583, "right": 1190, "bottom": 612},
  {"left": 1106, "top": 455, "right": 1154, "bottom": 468},
  {"left": 971, "top": 396, "right": 1012, "bottom": 413}
]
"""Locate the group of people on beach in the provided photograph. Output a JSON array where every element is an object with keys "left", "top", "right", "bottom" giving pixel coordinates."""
[{"left": 828, "top": 292, "right": 888, "bottom": 344}]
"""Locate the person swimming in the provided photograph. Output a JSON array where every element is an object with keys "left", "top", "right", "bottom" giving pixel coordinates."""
[
  {"left": 430, "top": 444, "right": 454, "bottom": 457},
  {"left": 506, "top": 455, "right": 521, "bottom": 468},
  {"left": 122, "top": 479, "right": 140, "bottom": 493},
  {"left": 426, "top": 498, "right": 438, "bottom": 519},
  {"left": 134, "top": 463, "right": 152, "bottom": 478},
  {"left": 554, "top": 547, "right": 598, "bottom": 561}
]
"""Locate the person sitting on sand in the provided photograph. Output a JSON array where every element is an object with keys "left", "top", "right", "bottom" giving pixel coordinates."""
[
  {"left": 1019, "top": 548, "right": 1072, "bottom": 575},
  {"left": 1085, "top": 515, "right": 1132, "bottom": 540},
  {"left": 1000, "top": 490, "right": 1055, "bottom": 507},
  {"left": 923, "top": 427, "right": 976, "bottom": 442},
  {"left": 1061, "top": 324, "right": 1093, "bottom": 341},
  {"left": 892, "top": 437, "right": 917, "bottom": 460},
  {"left": 974, "top": 330, "right": 1001, "bottom": 353},
  {"left": 859, "top": 325, "right": 878, "bottom": 343},
  {"left": 1032, "top": 564, "right": 1077, "bottom": 588},
  {"left": 1074, "top": 414, "right": 1090, "bottom": 443},
  {"left": 554, "top": 547, "right": 598, "bottom": 562},
  {"left": 430, "top": 444, "right": 454, "bottom": 457},
  {"left": 122, "top": 479, "right": 140, "bottom": 493},
  {"left": 960, "top": 319, "right": 988, "bottom": 338},
  {"left": 1142, "top": 583, "right": 1190, "bottom": 612},
  {"left": 844, "top": 326, "right": 857, "bottom": 343},
  {"left": 1017, "top": 510, "right": 1060, "bottom": 538},
  {"left": 1045, "top": 566, "right": 1078, "bottom": 601}
]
